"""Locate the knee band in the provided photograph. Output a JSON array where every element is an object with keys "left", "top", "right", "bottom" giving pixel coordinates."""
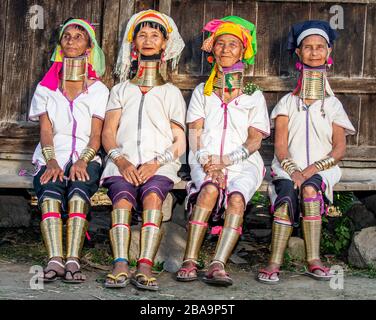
[
  {"left": 109, "top": 209, "right": 132, "bottom": 263},
  {"left": 213, "top": 213, "right": 243, "bottom": 265},
  {"left": 302, "top": 197, "right": 322, "bottom": 262},
  {"left": 40, "top": 198, "right": 63, "bottom": 259},
  {"left": 270, "top": 203, "right": 293, "bottom": 265},
  {"left": 66, "top": 194, "right": 89, "bottom": 259},
  {"left": 139, "top": 209, "right": 163, "bottom": 266},
  {"left": 184, "top": 206, "right": 212, "bottom": 262}
]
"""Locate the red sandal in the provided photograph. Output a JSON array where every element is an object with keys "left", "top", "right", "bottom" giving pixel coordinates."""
[
  {"left": 202, "top": 262, "right": 233, "bottom": 287},
  {"left": 176, "top": 263, "right": 198, "bottom": 282},
  {"left": 305, "top": 264, "right": 333, "bottom": 281},
  {"left": 257, "top": 268, "right": 280, "bottom": 284}
]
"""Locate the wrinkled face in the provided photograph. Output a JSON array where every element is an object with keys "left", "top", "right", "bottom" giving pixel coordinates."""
[
  {"left": 60, "top": 26, "right": 91, "bottom": 57},
  {"left": 213, "top": 34, "right": 244, "bottom": 68},
  {"left": 134, "top": 25, "right": 167, "bottom": 56},
  {"left": 295, "top": 34, "right": 332, "bottom": 67}
]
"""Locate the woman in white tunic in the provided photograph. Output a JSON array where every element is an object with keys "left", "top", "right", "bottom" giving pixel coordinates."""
[
  {"left": 29, "top": 18, "right": 108, "bottom": 283},
  {"left": 258, "top": 20, "right": 356, "bottom": 284},
  {"left": 177, "top": 16, "right": 270, "bottom": 286},
  {"left": 101, "top": 10, "right": 186, "bottom": 291}
]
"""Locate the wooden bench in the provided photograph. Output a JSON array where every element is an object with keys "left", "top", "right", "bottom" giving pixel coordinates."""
[{"left": 1, "top": 165, "right": 376, "bottom": 221}]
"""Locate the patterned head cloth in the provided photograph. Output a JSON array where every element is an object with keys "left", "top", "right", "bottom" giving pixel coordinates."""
[
  {"left": 40, "top": 18, "right": 105, "bottom": 91},
  {"left": 201, "top": 16, "right": 257, "bottom": 96},
  {"left": 115, "top": 10, "right": 185, "bottom": 82},
  {"left": 287, "top": 20, "right": 337, "bottom": 52}
]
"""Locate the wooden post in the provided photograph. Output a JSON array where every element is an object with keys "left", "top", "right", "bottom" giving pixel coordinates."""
[{"left": 159, "top": 0, "right": 172, "bottom": 15}]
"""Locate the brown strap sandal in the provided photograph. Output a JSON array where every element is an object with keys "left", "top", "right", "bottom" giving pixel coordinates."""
[
  {"left": 43, "top": 259, "right": 65, "bottom": 283},
  {"left": 62, "top": 260, "right": 86, "bottom": 284}
]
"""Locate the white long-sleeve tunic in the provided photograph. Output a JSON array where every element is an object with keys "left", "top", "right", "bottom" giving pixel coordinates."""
[
  {"left": 186, "top": 83, "right": 270, "bottom": 204},
  {"left": 29, "top": 81, "right": 109, "bottom": 172},
  {"left": 269, "top": 93, "right": 356, "bottom": 202},
  {"left": 100, "top": 80, "right": 187, "bottom": 184}
]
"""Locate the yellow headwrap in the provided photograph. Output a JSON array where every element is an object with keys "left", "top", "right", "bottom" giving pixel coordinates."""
[
  {"left": 213, "top": 23, "right": 254, "bottom": 61},
  {"left": 201, "top": 17, "right": 257, "bottom": 96}
]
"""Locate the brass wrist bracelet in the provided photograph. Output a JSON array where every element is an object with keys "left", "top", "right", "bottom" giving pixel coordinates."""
[
  {"left": 280, "top": 158, "right": 301, "bottom": 176},
  {"left": 79, "top": 147, "right": 96, "bottom": 163},
  {"left": 314, "top": 156, "right": 336, "bottom": 171},
  {"left": 42, "top": 146, "right": 56, "bottom": 163}
]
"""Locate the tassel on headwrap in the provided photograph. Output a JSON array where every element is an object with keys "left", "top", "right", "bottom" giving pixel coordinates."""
[{"left": 204, "top": 64, "right": 218, "bottom": 96}]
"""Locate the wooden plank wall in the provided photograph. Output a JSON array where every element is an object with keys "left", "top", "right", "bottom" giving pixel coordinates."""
[{"left": 0, "top": 0, "right": 374, "bottom": 166}]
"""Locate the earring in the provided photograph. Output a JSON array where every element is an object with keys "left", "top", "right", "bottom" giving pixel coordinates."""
[
  {"left": 131, "top": 50, "right": 138, "bottom": 60},
  {"left": 130, "top": 43, "right": 138, "bottom": 60},
  {"left": 207, "top": 55, "right": 214, "bottom": 64}
]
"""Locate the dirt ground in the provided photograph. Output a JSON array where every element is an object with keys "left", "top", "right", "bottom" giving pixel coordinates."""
[
  {"left": 1, "top": 227, "right": 376, "bottom": 300},
  {"left": 1, "top": 256, "right": 376, "bottom": 300}
]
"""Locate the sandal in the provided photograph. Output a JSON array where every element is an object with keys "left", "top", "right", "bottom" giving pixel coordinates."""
[
  {"left": 305, "top": 264, "right": 333, "bottom": 281},
  {"left": 202, "top": 262, "right": 233, "bottom": 287},
  {"left": 104, "top": 272, "right": 130, "bottom": 288},
  {"left": 257, "top": 268, "right": 280, "bottom": 285},
  {"left": 43, "top": 259, "right": 65, "bottom": 283},
  {"left": 131, "top": 273, "right": 159, "bottom": 291},
  {"left": 62, "top": 260, "right": 86, "bottom": 284},
  {"left": 176, "top": 260, "right": 198, "bottom": 282}
]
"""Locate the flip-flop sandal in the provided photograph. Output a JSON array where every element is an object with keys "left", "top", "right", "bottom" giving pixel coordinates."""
[
  {"left": 202, "top": 267, "right": 233, "bottom": 287},
  {"left": 130, "top": 273, "right": 159, "bottom": 291},
  {"left": 63, "top": 270, "right": 86, "bottom": 283},
  {"left": 104, "top": 272, "right": 130, "bottom": 288},
  {"left": 176, "top": 265, "right": 198, "bottom": 282},
  {"left": 305, "top": 265, "right": 333, "bottom": 281},
  {"left": 43, "top": 270, "right": 61, "bottom": 283},
  {"left": 257, "top": 268, "right": 280, "bottom": 285},
  {"left": 62, "top": 260, "right": 85, "bottom": 284},
  {"left": 43, "top": 260, "right": 65, "bottom": 283}
]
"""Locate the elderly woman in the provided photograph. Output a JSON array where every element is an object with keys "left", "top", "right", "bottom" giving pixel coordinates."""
[
  {"left": 258, "top": 20, "right": 356, "bottom": 284},
  {"left": 29, "top": 18, "right": 108, "bottom": 283},
  {"left": 101, "top": 10, "right": 186, "bottom": 291},
  {"left": 177, "top": 16, "right": 270, "bottom": 286}
]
